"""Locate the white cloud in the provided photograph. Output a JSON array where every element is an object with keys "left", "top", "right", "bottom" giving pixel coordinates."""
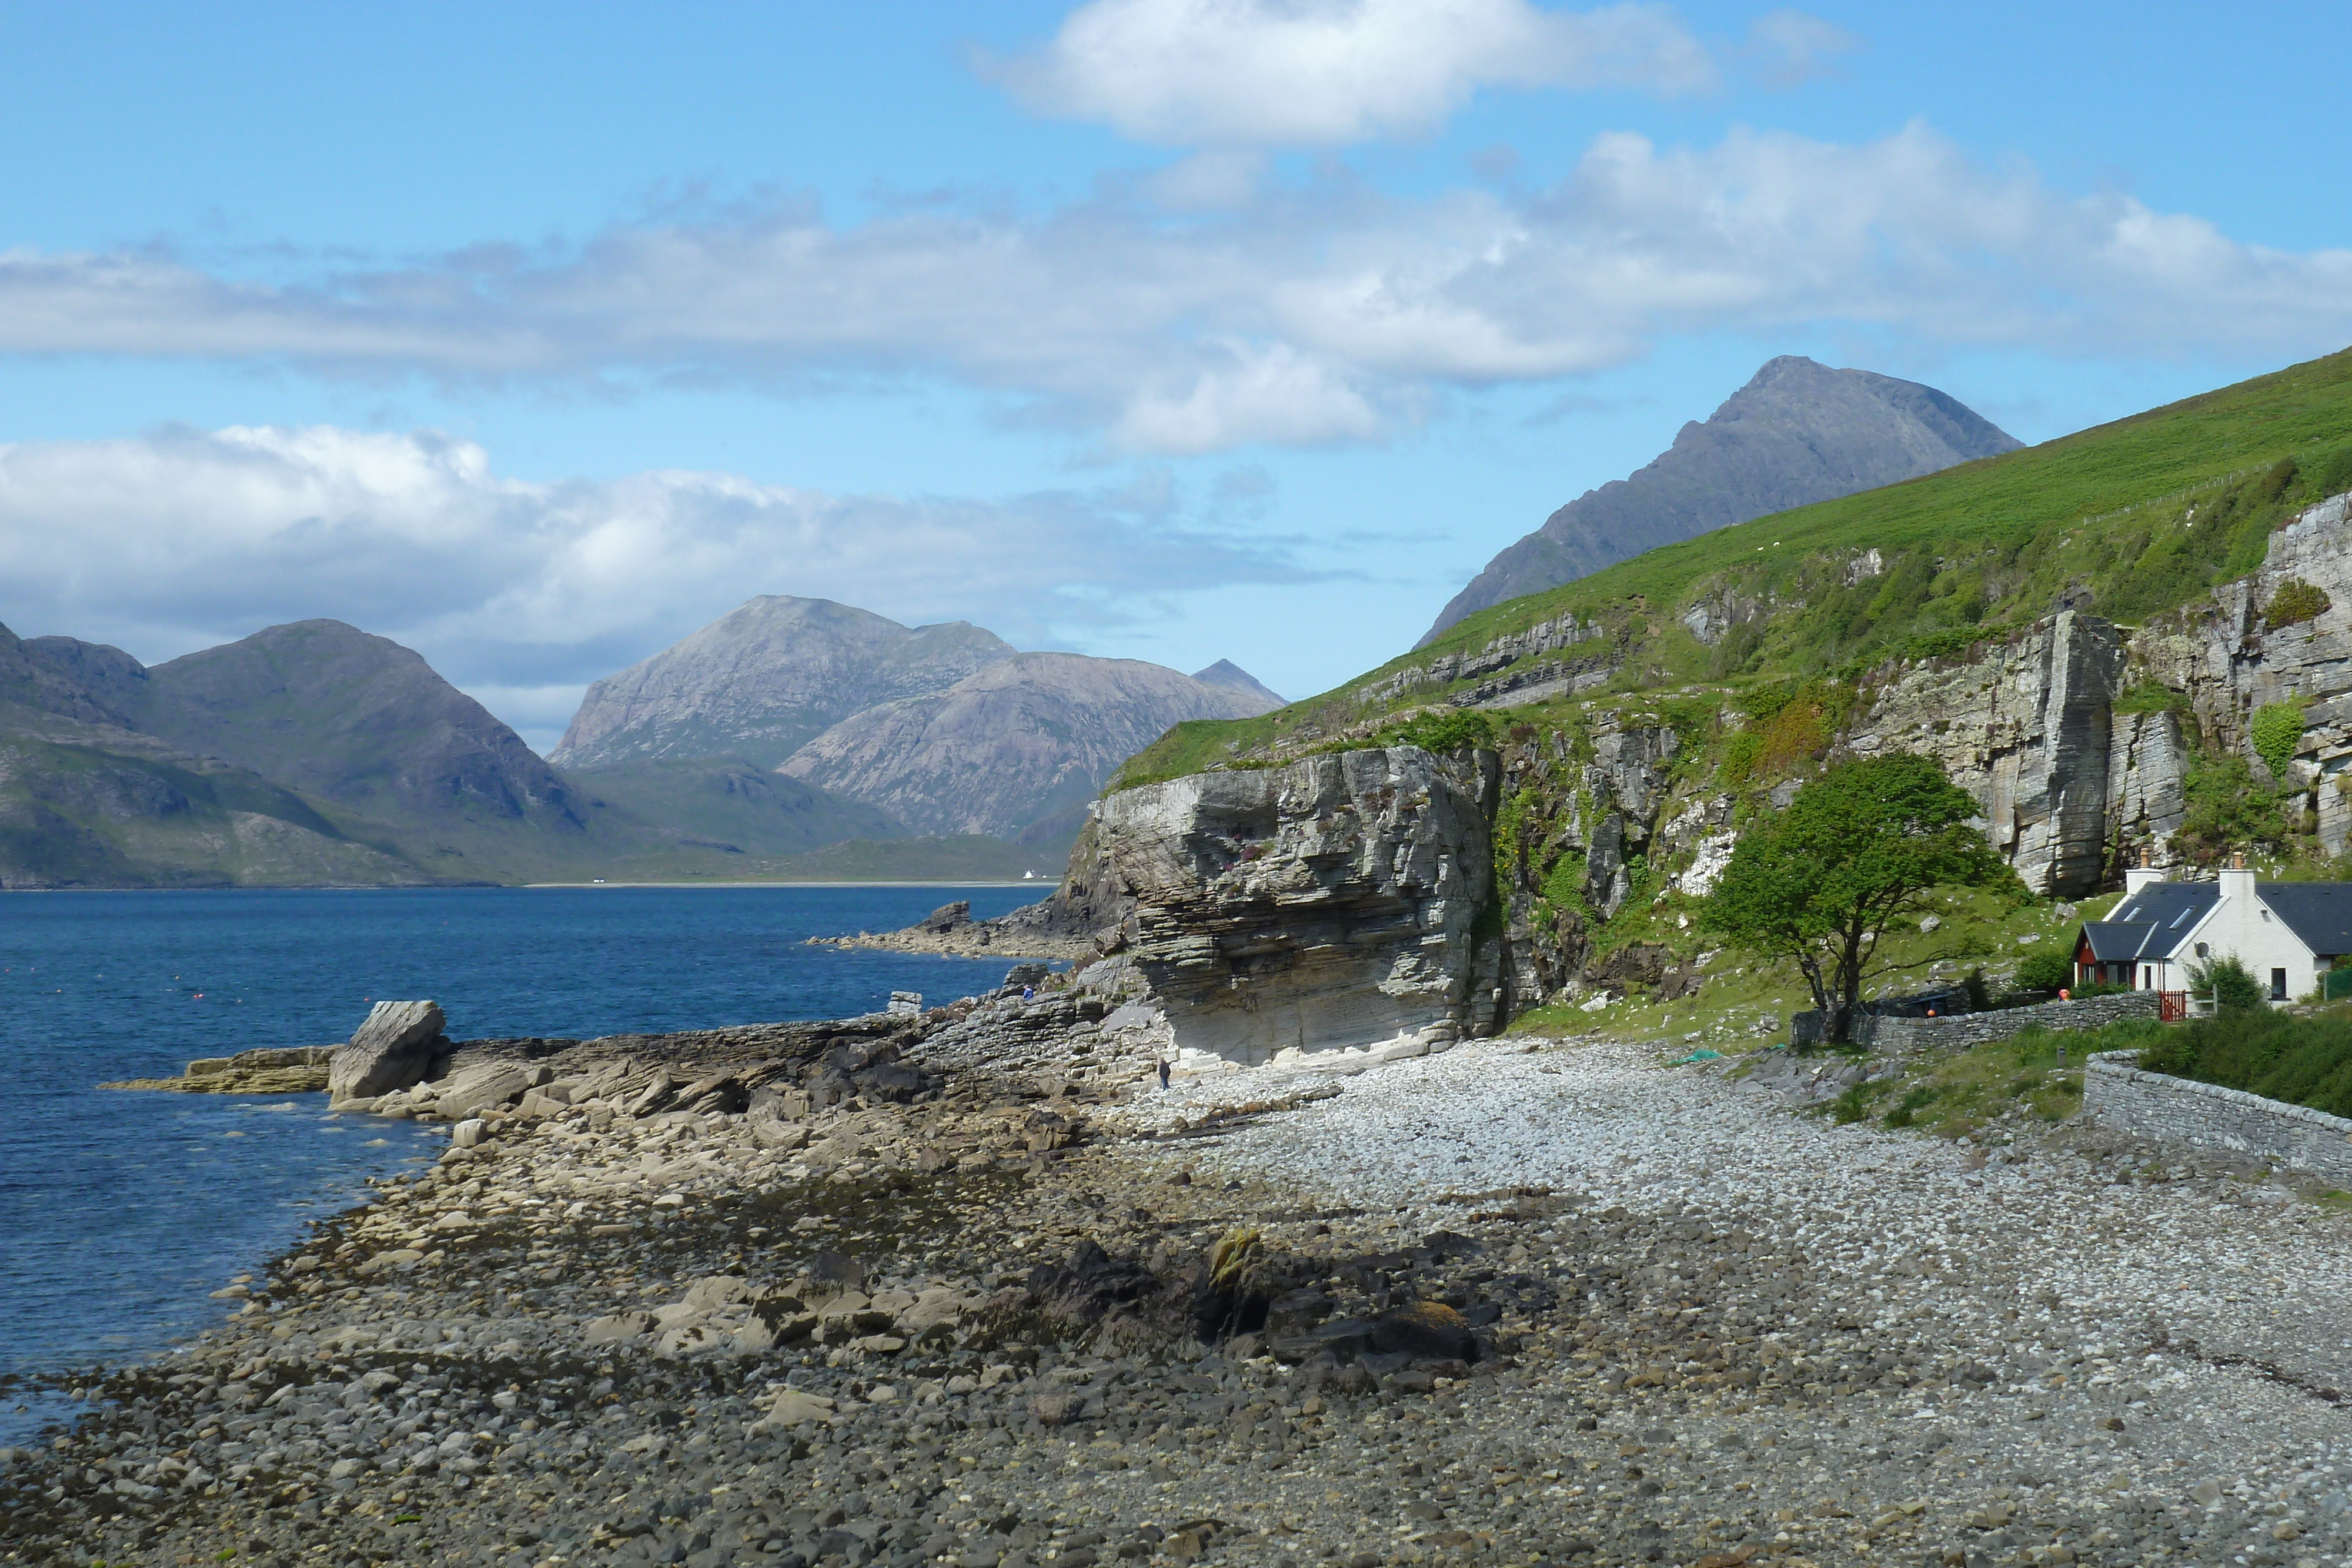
[
  {"left": 1743, "top": 8, "right": 1857, "bottom": 87},
  {"left": 0, "top": 424, "right": 1318, "bottom": 741},
  {"left": 988, "top": 0, "right": 1717, "bottom": 146},
  {"left": 1, "top": 123, "right": 2348, "bottom": 455}
]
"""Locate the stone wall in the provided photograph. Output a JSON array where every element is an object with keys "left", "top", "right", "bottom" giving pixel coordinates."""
[
  {"left": 1846, "top": 989, "right": 2160, "bottom": 1052},
  {"left": 2084, "top": 1049, "right": 2352, "bottom": 1184}
]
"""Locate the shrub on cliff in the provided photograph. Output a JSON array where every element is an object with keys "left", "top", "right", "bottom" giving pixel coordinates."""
[
  {"left": 1701, "top": 752, "right": 2019, "bottom": 1044},
  {"left": 2251, "top": 701, "right": 2306, "bottom": 779},
  {"left": 2265, "top": 578, "right": 2333, "bottom": 631},
  {"left": 1375, "top": 709, "right": 1494, "bottom": 754}
]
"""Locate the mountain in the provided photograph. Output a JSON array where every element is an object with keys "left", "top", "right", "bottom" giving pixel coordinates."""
[
  {"left": 560, "top": 755, "right": 904, "bottom": 859},
  {"left": 0, "top": 618, "right": 931, "bottom": 887},
  {"left": 1191, "top": 659, "right": 1284, "bottom": 707},
  {"left": 0, "top": 622, "right": 433, "bottom": 888},
  {"left": 1118, "top": 344, "right": 2352, "bottom": 792},
  {"left": 779, "top": 651, "right": 1279, "bottom": 846},
  {"left": 1419, "top": 355, "right": 2022, "bottom": 644},
  {"left": 551, "top": 597, "right": 1015, "bottom": 770}
]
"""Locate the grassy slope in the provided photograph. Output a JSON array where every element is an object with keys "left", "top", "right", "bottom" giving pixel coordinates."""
[{"left": 1117, "top": 344, "right": 2352, "bottom": 787}]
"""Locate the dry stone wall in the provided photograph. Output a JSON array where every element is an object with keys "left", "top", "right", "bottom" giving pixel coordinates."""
[
  {"left": 1840, "top": 990, "right": 2159, "bottom": 1052},
  {"left": 2085, "top": 1048, "right": 2352, "bottom": 1184}
]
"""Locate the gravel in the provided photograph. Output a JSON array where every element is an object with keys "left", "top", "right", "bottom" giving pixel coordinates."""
[{"left": 6, "top": 1019, "right": 2351, "bottom": 1568}]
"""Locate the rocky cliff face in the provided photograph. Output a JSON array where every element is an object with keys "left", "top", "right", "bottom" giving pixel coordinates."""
[
  {"left": 552, "top": 597, "right": 1014, "bottom": 770},
  {"left": 1422, "top": 356, "right": 2020, "bottom": 643},
  {"left": 1852, "top": 612, "right": 2125, "bottom": 897},
  {"left": 779, "top": 653, "right": 1280, "bottom": 844},
  {"left": 1843, "top": 490, "right": 2352, "bottom": 892},
  {"left": 1087, "top": 747, "right": 1500, "bottom": 1068}
]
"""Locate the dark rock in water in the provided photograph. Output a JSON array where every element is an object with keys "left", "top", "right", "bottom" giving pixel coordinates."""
[
  {"left": 918, "top": 900, "right": 973, "bottom": 934},
  {"left": 328, "top": 999, "right": 446, "bottom": 1104}
]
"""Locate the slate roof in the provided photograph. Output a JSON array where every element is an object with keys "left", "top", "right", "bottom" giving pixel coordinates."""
[
  {"left": 2257, "top": 883, "right": 2352, "bottom": 957},
  {"left": 2077, "top": 882, "right": 2219, "bottom": 962}
]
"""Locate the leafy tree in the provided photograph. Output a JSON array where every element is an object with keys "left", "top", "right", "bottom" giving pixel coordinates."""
[
  {"left": 2184, "top": 953, "right": 2266, "bottom": 1013},
  {"left": 2014, "top": 945, "right": 2075, "bottom": 994},
  {"left": 1701, "top": 753, "right": 2019, "bottom": 1043}
]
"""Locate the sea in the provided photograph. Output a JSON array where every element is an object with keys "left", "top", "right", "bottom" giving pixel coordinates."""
[{"left": 0, "top": 883, "right": 1048, "bottom": 1446}]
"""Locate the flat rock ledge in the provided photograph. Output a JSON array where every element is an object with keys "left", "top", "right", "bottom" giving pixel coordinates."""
[
  {"left": 101, "top": 1046, "right": 336, "bottom": 1094},
  {"left": 18, "top": 1009, "right": 2352, "bottom": 1568},
  {"left": 810, "top": 898, "right": 1096, "bottom": 962}
]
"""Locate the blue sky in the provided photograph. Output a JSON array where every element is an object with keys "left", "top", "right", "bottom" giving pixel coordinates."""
[{"left": 2, "top": 1, "right": 2348, "bottom": 751}]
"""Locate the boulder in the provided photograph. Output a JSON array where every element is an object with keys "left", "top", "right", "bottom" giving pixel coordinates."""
[
  {"left": 327, "top": 1001, "right": 446, "bottom": 1104},
  {"left": 433, "top": 1064, "right": 537, "bottom": 1121}
]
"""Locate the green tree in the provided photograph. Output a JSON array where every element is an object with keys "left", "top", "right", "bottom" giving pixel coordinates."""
[
  {"left": 2013, "top": 945, "right": 2075, "bottom": 994},
  {"left": 2184, "top": 953, "right": 2266, "bottom": 1013},
  {"left": 1701, "top": 753, "right": 2019, "bottom": 1043}
]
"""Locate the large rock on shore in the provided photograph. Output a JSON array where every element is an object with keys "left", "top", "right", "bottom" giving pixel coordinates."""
[
  {"left": 329, "top": 1000, "right": 447, "bottom": 1104},
  {"left": 1095, "top": 745, "right": 1499, "bottom": 1068}
]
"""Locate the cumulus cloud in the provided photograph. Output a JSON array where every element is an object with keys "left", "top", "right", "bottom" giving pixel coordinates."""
[
  {"left": 0, "top": 424, "right": 1318, "bottom": 743},
  {"left": 1, "top": 123, "right": 2348, "bottom": 455},
  {"left": 987, "top": 0, "right": 1717, "bottom": 146}
]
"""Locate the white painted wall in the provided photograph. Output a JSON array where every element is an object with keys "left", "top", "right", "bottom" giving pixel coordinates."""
[
  {"left": 2079, "top": 868, "right": 2327, "bottom": 1002},
  {"left": 2174, "top": 869, "right": 2323, "bottom": 1002}
]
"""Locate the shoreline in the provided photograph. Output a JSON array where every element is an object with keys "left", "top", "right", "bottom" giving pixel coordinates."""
[{"left": 8, "top": 1002, "right": 2351, "bottom": 1568}]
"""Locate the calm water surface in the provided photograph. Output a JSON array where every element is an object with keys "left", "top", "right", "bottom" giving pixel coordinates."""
[{"left": 0, "top": 884, "right": 1044, "bottom": 1443}]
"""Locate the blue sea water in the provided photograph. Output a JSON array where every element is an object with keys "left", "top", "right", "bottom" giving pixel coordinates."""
[{"left": 0, "top": 884, "right": 1046, "bottom": 1445}]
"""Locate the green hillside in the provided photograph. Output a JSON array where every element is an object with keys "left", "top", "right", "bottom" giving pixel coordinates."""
[{"left": 1118, "top": 344, "right": 2352, "bottom": 787}]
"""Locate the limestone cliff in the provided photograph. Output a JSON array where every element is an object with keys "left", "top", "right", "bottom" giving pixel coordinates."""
[
  {"left": 1850, "top": 612, "right": 2125, "bottom": 897},
  {"left": 1088, "top": 747, "right": 1499, "bottom": 1068}
]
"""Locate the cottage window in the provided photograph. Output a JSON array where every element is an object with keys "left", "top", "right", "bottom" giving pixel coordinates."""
[{"left": 2271, "top": 967, "right": 2288, "bottom": 1000}]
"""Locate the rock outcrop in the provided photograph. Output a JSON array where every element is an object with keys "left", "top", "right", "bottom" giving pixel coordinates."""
[
  {"left": 1088, "top": 746, "right": 1500, "bottom": 1068},
  {"left": 1852, "top": 611, "right": 2126, "bottom": 897},
  {"left": 329, "top": 1000, "right": 450, "bottom": 1105}
]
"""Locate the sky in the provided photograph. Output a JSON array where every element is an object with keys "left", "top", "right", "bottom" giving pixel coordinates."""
[{"left": 3, "top": 1, "right": 2350, "bottom": 754}]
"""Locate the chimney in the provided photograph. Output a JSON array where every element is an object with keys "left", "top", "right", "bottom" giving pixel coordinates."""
[
  {"left": 2123, "top": 844, "right": 2165, "bottom": 897},
  {"left": 2219, "top": 850, "right": 2256, "bottom": 907}
]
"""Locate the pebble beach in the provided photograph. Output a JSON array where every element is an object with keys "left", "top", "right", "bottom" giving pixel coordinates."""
[{"left": 6, "top": 1004, "right": 2351, "bottom": 1568}]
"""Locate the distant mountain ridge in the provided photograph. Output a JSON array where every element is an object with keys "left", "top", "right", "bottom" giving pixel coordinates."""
[
  {"left": 556, "top": 597, "right": 1283, "bottom": 852},
  {"left": 1421, "top": 356, "right": 2022, "bottom": 643},
  {"left": 0, "top": 617, "right": 969, "bottom": 888},
  {"left": 780, "top": 651, "right": 1274, "bottom": 843},
  {"left": 552, "top": 597, "right": 1015, "bottom": 770}
]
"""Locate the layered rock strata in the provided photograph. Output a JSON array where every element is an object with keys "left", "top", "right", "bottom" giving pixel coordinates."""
[{"left": 1090, "top": 746, "right": 1501, "bottom": 1069}]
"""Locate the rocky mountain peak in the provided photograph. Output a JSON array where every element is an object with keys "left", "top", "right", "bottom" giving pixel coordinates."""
[
  {"left": 550, "top": 595, "right": 1015, "bottom": 770},
  {"left": 1190, "top": 659, "right": 1284, "bottom": 708},
  {"left": 1419, "top": 356, "right": 2020, "bottom": 643}
]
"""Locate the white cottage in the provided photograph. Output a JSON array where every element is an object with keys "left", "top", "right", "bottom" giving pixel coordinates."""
[{"left": 2073, "top": 860, "right": 2352, "bottom": 1005}]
